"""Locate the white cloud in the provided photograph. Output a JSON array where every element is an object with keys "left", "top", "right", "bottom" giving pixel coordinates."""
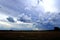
[
  {"left": 0, "top": 18, "right": 34, "bottom": 30},
  {"left": 43, "top": 0, "right": 60, "bottom": 12},
  {"left": 0, "top": 13, "right": 8, "bottom": 21},
  {"left": 0, "top": 21, "right": 12, "bottom": 30},
  {"left": 33, "top": 28, "right": 39, "bottom": 30},
  {"left": 0, "top": 21, "right": 11, "bottom": 27}
]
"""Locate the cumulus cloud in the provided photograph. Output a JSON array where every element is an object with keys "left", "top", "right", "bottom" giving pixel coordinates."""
[
  {"left": 17, "top": 13, "right": 32, "bottom": 23},
  {"left": 51, "top": 13, "right": 60, "bottom": 27}
]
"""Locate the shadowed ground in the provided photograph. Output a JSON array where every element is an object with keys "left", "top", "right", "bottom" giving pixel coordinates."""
[{"left": 0, "top": 30, "right": 60, "bottom": 40}]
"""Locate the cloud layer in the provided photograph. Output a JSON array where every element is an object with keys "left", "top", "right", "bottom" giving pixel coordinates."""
[{"left": 0, "top": 0, "right": 60, "bottom": 30}]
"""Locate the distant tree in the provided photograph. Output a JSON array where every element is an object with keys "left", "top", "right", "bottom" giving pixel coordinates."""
[{"left": 54, "top": 27, "right": 60, "bottom": 31}]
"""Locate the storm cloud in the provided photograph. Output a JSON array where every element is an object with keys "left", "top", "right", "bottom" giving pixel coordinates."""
[{"left": 0, "top": 0, "right": 60, "bottom": 30}]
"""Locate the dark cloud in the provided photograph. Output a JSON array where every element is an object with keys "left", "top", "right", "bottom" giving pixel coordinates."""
[
  {"left": 7, "top": 17, "right": 15, "bottom": 22},
  {"left": 17, "top": 14, "right": 32, "bottom": 23}
]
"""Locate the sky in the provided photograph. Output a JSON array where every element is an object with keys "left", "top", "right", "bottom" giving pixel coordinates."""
[{"left": 0, "top": 0, "right": 60, "bottom": 30}]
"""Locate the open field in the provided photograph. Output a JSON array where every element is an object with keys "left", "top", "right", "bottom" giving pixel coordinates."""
[{"left": 0, "top": 30, "right": 60, "bottom": 40}]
